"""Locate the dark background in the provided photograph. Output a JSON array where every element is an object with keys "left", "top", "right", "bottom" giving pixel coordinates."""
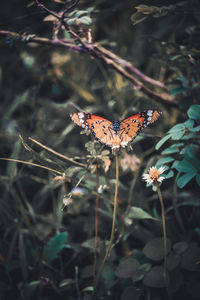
[{"left": 0, "top": 1, "right": 200, "bottom": 299}]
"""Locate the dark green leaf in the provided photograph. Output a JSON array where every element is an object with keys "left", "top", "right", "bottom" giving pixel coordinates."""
[
  {"left": 155, "top": 134, "right": 171, "bottom": 150},
  {"left": 181, "top": 246, "right": 200, "bottom": 271},
  {"left": 163, "top": 170, "right": 174, "bottom": 179},
  {"left": 115, "top": 258, "right": 140, "bottom": 278},
  {"left": 143, "top": 238, "right": 171, "bottom": 261},
  {"left": 167, "top": 252, "right": 181, "bottom": 271},
  {"left": 170, "top": 86, "right": 186, "bottom": 95},
  {"left": 156, "top": 156, "right": 174, "bottom": 166},
  {"left": 172, "top": 160, "right": 197, "bottom": 173},
  {"left": 173, "top": 242, "right": 189, "bottom": 254},
  {"left": 161, "top": 146, "right": 179, "bottom": 154},
  {"left": 102, "top": 265, "right": 115, "bottom": 281},
  {"left": 126, "top": 207, "right": 156, "bottom": 221},
  {"left": 184, "top": 119, "right": 194, "bottom": 128},
  {"left": 181, "top": 133, "right": 196, "bottom": 140},
  {"left": 43, "top": 232, "right": 68, "bottom": 263},
  {"left": 190, "top": 125, "right": 200, "bottom": 132},
  {"left": 177, "top": 172, "right": 196, "bottom": 188},
  {"left": 187, "top": 105, "right": 200, "bottom": 123},
  {"left": 180, "top": 146, "right": 200, "bottom": 167},
  {"left": 143, "top": 265, "right": 165, "bottom": 287},
  {"left": 168, "top": 123, "right": 185, "bottom": 133},
  {"left": 171, "top": 130, "right": 185, "bottom": 140}
]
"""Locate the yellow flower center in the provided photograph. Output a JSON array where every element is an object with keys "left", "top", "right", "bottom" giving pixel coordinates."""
[{"left": 149, "top": 167, "right": 161, "bottom": 180}]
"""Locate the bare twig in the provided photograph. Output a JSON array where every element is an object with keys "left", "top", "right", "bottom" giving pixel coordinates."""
[{"left": 28, "top": 137, "right": 87, "bottom": 168}]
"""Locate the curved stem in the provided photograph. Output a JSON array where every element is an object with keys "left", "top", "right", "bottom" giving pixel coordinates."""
[{"left": 93, "top": 155, "right": 119, "bottom": 297}]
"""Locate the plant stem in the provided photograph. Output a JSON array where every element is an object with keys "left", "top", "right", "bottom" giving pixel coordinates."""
[
  {"left": 92, "top": 155, "right": 119, "bottom": 298},
  {"left": 93, "top": 158, "right": 99, "bottom": 289},
  {"left": 157, "top": 185, "right": 171, "bottom": 299}
]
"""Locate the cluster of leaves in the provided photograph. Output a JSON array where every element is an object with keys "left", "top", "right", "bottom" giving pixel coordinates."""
[{"left": 156, "top": 104, "right": 200, "bottom": 188}]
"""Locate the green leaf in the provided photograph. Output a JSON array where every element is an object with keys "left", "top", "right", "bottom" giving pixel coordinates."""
[
  {"left": 181, "top": 133, "right": 196, "bottom": 140},
  {"left": 177, "top": 172, "right": 196, "bottom": 188},
  {"left": 143, "top": 238, "right": 171, "bottom": 261},
  {"left": 43, "top": 232, "right": 68, "bottom": 263},
  {"left": 78, "top": 16, "right": 92, "bottom": 25},
  {"left": 102, "top": 265, "right": 115, "bottom": 281},
  {"left": 156, "top": 156, "right": 174, "bottom": 167},
  {"left": 171, "top": 130, "right": 185, "bottom": 140},
  {"left": 155, "top": 134, "right": 171, "bottom": 150},
  {"left": 170, "top": 86, "right": 186, "bottom": 95},
  {"left": 168, "top": 123, "right": 185, "bottom": 133},
  {"left": 161, "top": 146, "right": 179, "bottom": 154},
  {"left": 75, "top": 10, "right": 88, "bottom": 17},
  {"left": 190, "top": 125, "right": 200, "bottom": 132},
  {"left": 163, "top": 170, "right": 174, "bottom": 179},
  {"left": 82, "top": 286, "right": 94, "bottom": 292},
  {"left": 126, "top": 207, "right": 156, "bottom": 221},
  {"left": 184, "top": 119, "right": 194, "bottom": 128},
  {"left": 187, "top": 105, "right": 200, "bottom": 123},
  {"left": 67, "top": 18, "right": 76, "bottom": 26},
  {"left": 167, "top": 123, "right": 185, "bottom": 140},
  {"left": 172, "top": 160, "right": 197, "bottom": 173},
  {"left": 115, "top": 258, "right": 140, "bottom": 278}
]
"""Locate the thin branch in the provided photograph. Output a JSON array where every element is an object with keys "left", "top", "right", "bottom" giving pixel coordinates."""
[
  {"left": 94, "top": 44, "right": 168, "bottom": 91},
  {"left": 61, "top": 0, "right": 80, "bottom": 20},
  {"left": 0, "top": 158, "right": 63, "bottom": 175},
  {"left": 28, "top": 137, "right": 87, "bottom": 168}
]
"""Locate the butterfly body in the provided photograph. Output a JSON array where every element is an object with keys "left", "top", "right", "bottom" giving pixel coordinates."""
[{"left": 70, "top": 110, "right": 162, "bottom": 151}]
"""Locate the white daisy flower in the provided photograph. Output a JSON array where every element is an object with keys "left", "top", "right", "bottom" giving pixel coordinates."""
[{"left": 142, "top": 166, "right": 165, "bottom": 186}]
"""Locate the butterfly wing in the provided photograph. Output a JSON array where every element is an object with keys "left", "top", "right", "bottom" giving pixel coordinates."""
[
  {"left": 70, "top": 112, "right": 117, "bottom": 147},
  {"left": 70, "top": 110, "right": 162, "bottom": 150},
  {"left": 119, "top": 110, "right": 162, "bottom": 146}
]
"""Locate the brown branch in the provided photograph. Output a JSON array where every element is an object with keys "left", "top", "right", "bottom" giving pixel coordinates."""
[
  {"left": 94, "top": 44, "right": 168, "bottom": 91},
  {"left": 0, "top": 24, "right": 177, "bottom": 107}
]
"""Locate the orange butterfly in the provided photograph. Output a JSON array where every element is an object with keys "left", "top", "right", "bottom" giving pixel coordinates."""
[{"left": 70, "top": 110, "right": 162, "bottom": 151}]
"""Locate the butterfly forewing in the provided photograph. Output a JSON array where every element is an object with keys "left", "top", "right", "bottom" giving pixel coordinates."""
[{"left": 124, "top": 110, "right": 162, "bottom": 128}]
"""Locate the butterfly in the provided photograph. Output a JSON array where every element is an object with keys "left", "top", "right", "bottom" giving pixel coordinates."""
[{"left": 70, "top": 110, "right": 162, "bottom": 151}]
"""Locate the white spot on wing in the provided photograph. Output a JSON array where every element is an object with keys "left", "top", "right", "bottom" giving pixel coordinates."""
[
  {"left": 147, "top": 110, "right": 153, "bottom": 116},
  {"left": 78, "top": 112, "right": 85, "bottom": 118},
  {"left": 121, "top": 141, "right": 128, "bottom": 148}
]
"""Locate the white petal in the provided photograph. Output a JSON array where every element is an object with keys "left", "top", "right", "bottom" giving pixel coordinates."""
[{"left": 158, "top": 166, "right": 165, "bottom": 174}]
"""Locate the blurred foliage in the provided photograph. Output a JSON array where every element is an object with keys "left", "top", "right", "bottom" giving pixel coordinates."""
[{"left": 0, "top": 0, "right": 200, "bottom": 300}]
